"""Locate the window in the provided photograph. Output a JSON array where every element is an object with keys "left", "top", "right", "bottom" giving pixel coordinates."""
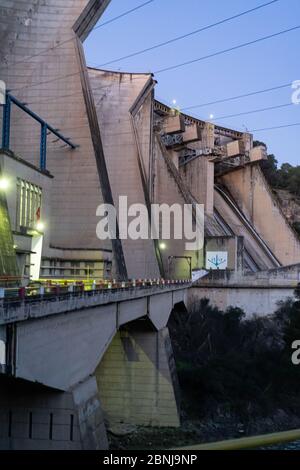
[
  {"left": 0, "top": 340, "right": 5, "bottom": 365},
  {"left": 16, "top": 178, "right": 42, "bottom": 230},
  {"left": 70, "top": 261, "right": 80, "bottom": 276},
  {"left": 84, "top": 262, "right": 95, "bottom": 277},
  {"left": 40, "top": 259, "right": 109, "bottom": 279}
]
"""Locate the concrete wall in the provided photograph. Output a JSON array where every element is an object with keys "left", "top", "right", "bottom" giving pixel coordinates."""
[
  {"left": 192, "top": 263, "right": 300, "bottom": 316},
  {"left": 0, "top": 0, "right": 112, "bottom": 262},
  {"left": 214, "top": 189, "right": 278, "bottom": 270},
  {"left": 1, "top": 150, "right": 114, "bottom": 281},
  {"left": 88, "top": 69, "right": 160, "bottom": 279},
  {"left": 206, "top": 237, "right": 237, "bottom": 271},
  {"left": 220, "top": 165, "right": 300, "bottom": 265},
  {"left": 153, "top": 137, "right": 203, "bottom": 278},
  {"left": 72, "top": 376, "right": 108, "bottom": 450},
  {"left": 245, "top": 263, "right": 300, "bottom": 284},
  {"left": 132, "top": 90, "right": 154, "bottom": 195},
  {"left": 189, "top": 286, "right": 295, "bottom": 317},
  {"left": 0, "top": 375, "right": 107, "bottom": 450},
  {"left": 196, "top": 262, "right": 300, "bottom": 288},
  {"left": 96, "top": 325, "right": 180, "bottom": 428},
  {"left": 15, "top": 304, "right": 117, "bottom": 390},
  {"left": 179, "top": 155, "right": 214, "bottom": 215},
  {"left": 1, "top": 150, "right": 53, "bottom": 260}
]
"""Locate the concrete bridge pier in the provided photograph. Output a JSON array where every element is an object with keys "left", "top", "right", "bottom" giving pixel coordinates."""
[
  {"left": 0, "top": 286, "right": 188, "bottom": 449},
  {"left": 71, "top": 376, "right": 108, "bottom": 450},
  {"left": 96, "top": 320, "right": 181, "bottom": 430}
]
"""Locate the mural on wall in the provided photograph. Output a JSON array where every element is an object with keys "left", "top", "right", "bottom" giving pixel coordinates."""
[{"left": 206, "top": 251, "right": 228, "bottom": 270}]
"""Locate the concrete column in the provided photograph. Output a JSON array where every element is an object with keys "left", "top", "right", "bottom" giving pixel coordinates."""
[
  {"left": 96, "top": 323, "right": 180, "bottom": 428},
  {"left": 179, "top": 155, "right": 214, "bottom": 215},
  {"left": 72, "top": 376, "right": 108, "bottom": 450},
  {"left": 236, "top": 236, "right": 245, "bottom": 274}
]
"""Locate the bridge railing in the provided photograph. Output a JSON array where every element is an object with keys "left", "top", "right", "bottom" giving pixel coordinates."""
[
  {"left": 1, "top": 92, "right": 78, "bottom": 171},
  {"left": 0, "top": 278, "right": 191, "bottom": 304}
]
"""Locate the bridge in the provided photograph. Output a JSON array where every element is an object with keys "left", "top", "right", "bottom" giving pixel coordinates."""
[{"left": 0, "top": 281, "right": 188, "bottom": 450}]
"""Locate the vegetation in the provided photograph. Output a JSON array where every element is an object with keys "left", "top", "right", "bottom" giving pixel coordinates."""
[
  {"left": 109, "top": 295, "right": 300, "bottom": 449},
  {"left": 169, "top": 292, "right": 300, "bottom": 423},
  {"left": 293, "top": 222, "right": 300, "bottom": 237},
  {"left": 254, "top": 140, "right": 300, "bottom": 197}
]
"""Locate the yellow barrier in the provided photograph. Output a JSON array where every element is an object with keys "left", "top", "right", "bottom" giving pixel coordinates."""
[{"left": 175, "top": 429, "right": 300, "bottom": 450}]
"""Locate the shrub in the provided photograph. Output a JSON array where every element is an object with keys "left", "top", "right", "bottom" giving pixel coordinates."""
[{"left": 169, "top": 292, "right": 300, "bottom": 420}]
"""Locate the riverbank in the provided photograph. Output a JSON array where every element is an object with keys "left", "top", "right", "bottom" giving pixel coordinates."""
[
  {"left": 108, "top": 409, "right": 300, "bottom": 450},
  {"left": 110, "top": 296, "right": 300, "bottom": 450}
]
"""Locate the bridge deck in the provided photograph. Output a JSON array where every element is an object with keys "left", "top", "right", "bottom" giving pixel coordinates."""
[{"left": 0, "top": 282, "right": 191, "bottom": 325}]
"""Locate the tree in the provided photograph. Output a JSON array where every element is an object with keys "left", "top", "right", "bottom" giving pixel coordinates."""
[
  {"left": 287, "top": 167, "right": 300, "bottom": 197},
  {"left": 260, "top": 154, "right": 279, "bottom": 187},
  {"left": 255, "top": 140, "right": 300, "bottom": 196}
]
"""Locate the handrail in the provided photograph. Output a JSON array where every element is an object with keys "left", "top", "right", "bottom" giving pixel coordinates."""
[
  {"left": 175, "top": 428, "right": 300, "bottom": 450},
  {"left": 0, "top": 278, "right": 191, "bottom": 301},
  {"left": 1, "top": 92, "right": 78, "bottom": 170}
]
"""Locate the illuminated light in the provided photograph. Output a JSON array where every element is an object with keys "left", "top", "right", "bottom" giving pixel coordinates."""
[
  {"left": 0, "top": 178, "right": 9, "bottom": 191},
  {"left": 159, "top": 243, "right": 167, "bottom": 250},
  {"left": 209, "top": 114, "right": 214, "bottom": 120},
  {"left": 172, "top": 99, "right": 177, "bottom": 106},
  {"left": 13, "top": 244, "right": 18, "bottom": 249},
  {"left": 36, "top": 222, "right": 45, "bottom": 232}
]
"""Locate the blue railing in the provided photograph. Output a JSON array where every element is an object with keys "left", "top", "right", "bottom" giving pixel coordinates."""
[{"left": 1, "top": 92, "right": 78, "bottom": 171}]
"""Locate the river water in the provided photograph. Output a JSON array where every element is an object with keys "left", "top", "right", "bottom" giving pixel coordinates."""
[{"left": 260, "top": 441, "right": 300, "bottom": 450}]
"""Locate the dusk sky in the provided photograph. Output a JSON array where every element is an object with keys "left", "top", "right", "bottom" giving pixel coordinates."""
[{"left": 84, "top": 0, "right": 300, "bottom": 166}]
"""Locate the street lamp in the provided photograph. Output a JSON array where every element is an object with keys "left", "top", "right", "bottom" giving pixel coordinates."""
[
  {"left": 36, "top": 221, "right": 45, "bottom": 232},
  {"left": 0, "top": 177, "right": 10, "bottom": 191}
]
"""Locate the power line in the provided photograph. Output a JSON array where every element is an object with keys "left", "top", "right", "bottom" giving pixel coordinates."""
[
  {"left": 11, "top": 23, "right": 295, "bottom": 95},
  {"left": 26, "top": 90, "right": 88, "bottom": 106},
  {"left": 11, "top": 70, "right": 86, "bottom": 93},
  {"left": 11, "top": 68, "right": 147, "bottom": 93},
  {"left": 97, "top": 0, "right": 280, "bottom": 67},
  {"left": 92, "top": 0, "right": 154, "bottom": 31},
  {"left": 154, "top": 25, "right": 300, "bottom": 74},
  {"left": 2, "top": 35, "right": 77, "bottom": 70},
  {"left": 14, "top": 82, "right": 296, "bottom": 127},
  {"left": 181, "top": 82, "right": 292, "bottom": 110},
  {"left": 26, "top": 84, "right": 110, "bottom": 106},
  {"left": 251, "top": 122, "right": 300, "bottom": 132},
  {"left": 11, "top": 121, "right": 300, "bottom": 139},
  {"left": 214, "top": 102, "right": 293, "bottom": 120},
  {"left": 53, "top": 121, "right": 300, "bottom": 140},
  {"left": 10, "top": 84, "right": 300, "bottom": 138},
  {"left": 9, "top": 25, "right": 300, "bottom": 94},
  {"left": 2, "top": 1, "right": 155, "bottom": 70}
]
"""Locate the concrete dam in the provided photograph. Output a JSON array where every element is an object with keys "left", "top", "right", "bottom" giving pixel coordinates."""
[{"left": 0, "top": 0, "right": 299, "bottom": 450}]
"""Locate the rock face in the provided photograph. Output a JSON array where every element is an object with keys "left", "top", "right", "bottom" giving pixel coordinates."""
[{"left": 274, "top": 189, "right": 300, "bottom": 231}]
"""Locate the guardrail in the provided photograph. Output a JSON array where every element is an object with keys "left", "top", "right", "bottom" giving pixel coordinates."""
[
  {"left": 1, "top": 92, "right": 78, "bottom": 171},
  {"left": 175, "top": 428, "right": 300, "bottom": 450},
  {"left": 0, "top": 278, "right": 191, "bottom": 303}
]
